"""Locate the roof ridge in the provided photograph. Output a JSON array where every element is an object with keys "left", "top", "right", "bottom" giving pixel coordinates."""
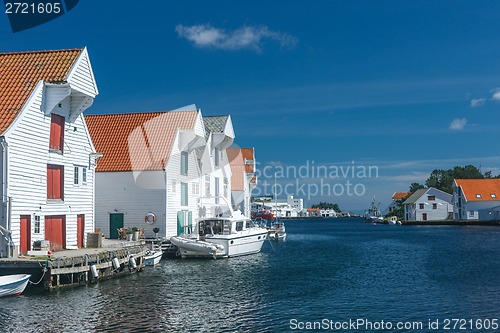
[
  {"left": 85, "top": 109, "right": 197, "bottom": 117},
  {"left": 0, "top": 48, "right": 83, "bottom": 56}
]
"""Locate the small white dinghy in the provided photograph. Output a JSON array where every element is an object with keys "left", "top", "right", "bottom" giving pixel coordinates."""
[
  {"left": 144, "top": 250, "right": 163, "bottom": 266},
  {"left": 170, "top": 236, "right": 225, "bottom": 258},
  {"left": 0, "top": 274, "right": 31, "bottom": 297}
]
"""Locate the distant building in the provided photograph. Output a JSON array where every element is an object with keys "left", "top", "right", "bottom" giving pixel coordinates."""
[
  {"left": 227, "top": 147, "right": 257, "bottom": 217},
  {"left": 306, "top": 208, "right": 321, "bottom": 217},
  {"left": 320, "top": 209, "right": 337, "bottom": 218},
  {"left": 403, "top": 188, "right": 452, "bottom": 221},
  {"left": 385, "top": 192, "right": 410, "bottom": 217},
  {"left": 287, "top": 195, "right": 304, "bottom": 211},
  {"left": 452, "top": 179, "right": 500, "bottom": 220}
]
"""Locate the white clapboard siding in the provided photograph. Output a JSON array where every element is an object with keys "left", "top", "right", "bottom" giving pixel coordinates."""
[
  {"left": 4, "top": 49, "right": 98, "bottom": 250},
  {"left": 67, "top": 48, "right": 98, "bottom": 98},
  {"left": 94, "top": 171, "right": 166, "bottom": 238},
  {"left": 165, "top": 135, "right": 202, "bottom": 237}
]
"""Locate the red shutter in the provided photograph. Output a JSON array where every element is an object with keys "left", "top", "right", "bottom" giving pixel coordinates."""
[
  {"left": 77, "top": 214, "right": 85, "bottom": 248},
  {"left": 50, "top": 114, "right": 65, "bottom": 151},
  {"left": 47, "top": 165, "right": 64, "bottom": 200}
]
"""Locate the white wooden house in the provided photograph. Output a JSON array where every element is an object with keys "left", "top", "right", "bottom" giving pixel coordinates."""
[
  {"left": 197, "top": 116, "right": 235, "bottom": 217},
  {"left": 452, "top": 179, "right": 500, "bottom": 220},
  {"left": 403, "top": 188, "right": 452, "bottom": 221},
  {"left": 0, "top": 48, "right": 99, "bottom": 257},
  {"left": 227, "top": 147, "right": 256, "bottom": 217},
  {"left": 385, "top": 192, "right": 410, "bottom": 216},
  {"left": 85, "top": 109, "right": 206, "bottom": 239}
]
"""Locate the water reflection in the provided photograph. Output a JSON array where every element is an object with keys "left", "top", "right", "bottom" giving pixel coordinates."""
[{"left": 0, "top": 220, "right": 499, "bottom": 332}]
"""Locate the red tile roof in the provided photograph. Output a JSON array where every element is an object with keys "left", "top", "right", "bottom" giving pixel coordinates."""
[
  {"left": 455, "top": 179, "right": 500, "bottom": 202},
  {"left": 85, "top": 110, "right": 198, "bottom": 172},
  {"left": 0, "top": 49, "right": 82, "bottom": 134},
  {"left": 392, "top": 192, "right": 410, "bottom": 200}
]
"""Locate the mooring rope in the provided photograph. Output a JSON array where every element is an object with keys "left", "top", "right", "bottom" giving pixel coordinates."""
[{"left": 29, "top": 260, "right": 48, "bottom": 285}]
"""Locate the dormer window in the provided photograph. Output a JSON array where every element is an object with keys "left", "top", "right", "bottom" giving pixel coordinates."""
[
  {"left": 476, "top": 194, "right": 482, "bottom": 198},
  {"left": 491, "top": 194, "right": 497, "bottom": 198},
  {"left": 49, "top": 114, "right": 65, "bottom": 152}
]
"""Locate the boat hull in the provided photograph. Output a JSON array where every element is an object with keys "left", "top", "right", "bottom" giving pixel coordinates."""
[
  {"left": 0, "top": 274, "right": 31, "bottom": 297},
  {"left": 144, "top": 251, "right": 162, "bottom": 266},
  {"left": 176, "top": 230, "right": 268, "bottom": 258}
]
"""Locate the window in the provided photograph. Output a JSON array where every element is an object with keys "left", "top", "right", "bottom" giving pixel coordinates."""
[
  {"left": 47, "top": 164, "right": 64, "bottom": 200},
  {"left": 74, "top": 166, "right": 87, "bottom": 185},
  {"left": 181, "top": 182, "right": 188, "bottom": 206},
  {"left": 214, "top": 148, "right": 220, "bottom": 167},
  {"left": 180, "top": 151, "right": 188, "bottom": 176},
  {"left": 236, "top": 221, "right": 243, "bottom": 231},
  {"left": 476, "top": 194, "right": 482, "bottom": 198},
  {"left": 74, "top": 166, "right": 79, "bottom": 185},
  {"left": 205, "top": 175, "right": 210, "bottom": 197},
  {"left": 427, "top": 196, "right": 435, "bottom": 201},
  {"left": 215, "top": 177, "right": 220, "bottom": 204},
  {"left": 432, "top": 203, "right": 437, "bottom": 209},
  {"left": 34, "top": 215, "right": 40, "bottom": 234},
  {"left": 419, "top": 203, "right": 424, "bottom": 209},
  {"left": 49, "top": 114, "right": 65, "bottom": 152},
  {"left": 192, "top": 182, "right": 200, "bottom": 195},
  {"left": 491, "top": 194, "right": 497, "bottom": 198},
  {"left": 470, "top": 211, "right": 475, "bottom": 217}
]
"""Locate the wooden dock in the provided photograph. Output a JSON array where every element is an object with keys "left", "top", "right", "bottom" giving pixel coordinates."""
[{"left": 0, "top": 240, "right": 148, "bottom": 291}]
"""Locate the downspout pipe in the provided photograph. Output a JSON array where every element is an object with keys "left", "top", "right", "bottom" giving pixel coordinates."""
[{"left": 0, "top": 137, "right": 10, "bottom": 257}]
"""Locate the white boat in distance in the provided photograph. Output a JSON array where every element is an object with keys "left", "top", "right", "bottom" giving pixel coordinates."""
[
  {"left": 365, "top": 197, "right": 384, "bottom": 223},
  {"left": 171, "top": 200, "right": 268, "bottom": 259},
  {"left": 268, "top": 220, "right": 286, "bottom": 241},
  {"left": 0, "top": 274, "right": 31, "bottom": 297}
]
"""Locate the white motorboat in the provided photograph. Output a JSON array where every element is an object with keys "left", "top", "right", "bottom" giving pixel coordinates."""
[
  {"left": 0, "top": 274, "right": 31, "bottom": 297},
  {"left": 171, "top": 209, "right": 268, "bottom": 259},
  {"left": 144, "top": 250, "right": 163, "bottom": 266},
  {"left": 268, "top": 221, "right": 286, "bottom": 241}
]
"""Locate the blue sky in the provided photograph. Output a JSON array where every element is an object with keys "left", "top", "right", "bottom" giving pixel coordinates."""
[{"left": 2, "top": 1, "right": 500, "bottom": 211}]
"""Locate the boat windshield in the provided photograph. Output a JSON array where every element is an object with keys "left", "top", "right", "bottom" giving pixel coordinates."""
[{"left": 198, "top": 219, "right": 232, "bottom": 236}]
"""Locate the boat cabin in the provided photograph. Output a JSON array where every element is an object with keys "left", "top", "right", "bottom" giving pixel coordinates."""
[{"left": 197, "top": 218, "right": 255, "bottom": 238}]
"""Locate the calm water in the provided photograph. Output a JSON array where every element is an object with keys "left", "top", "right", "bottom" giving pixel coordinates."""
[{"left": 1, "top": 218, "right": 499, "bottom": 332}]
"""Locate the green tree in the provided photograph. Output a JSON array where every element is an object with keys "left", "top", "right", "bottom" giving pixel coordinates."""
[
  {"left": 409, "top": 182, "right": 424, "bottom": 194},
  {"left": 425, "top": 165, "right": 484, "bottom": 194},
  {"left": 311, "top": 202, "right": 341, "bottom": 212}
]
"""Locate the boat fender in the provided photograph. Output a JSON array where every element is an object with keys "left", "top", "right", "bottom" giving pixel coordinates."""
[
  {"left": 90, "top": 262, "right": 99, "bottom": 279},
  {"left": 129, "top": 255, "right": 137, "bottom": 270},
  {"left": 112, "top": 257, "right": 120, "bottom": 270}
]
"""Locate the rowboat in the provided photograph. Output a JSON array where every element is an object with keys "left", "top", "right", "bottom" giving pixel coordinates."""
[{"left": 0, "top": 274, "right": 31, "bottom": 297}]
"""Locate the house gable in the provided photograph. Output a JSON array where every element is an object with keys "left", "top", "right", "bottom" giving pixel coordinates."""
[{"left": 0, "top": 48, "right": 83, "bottom": 135}]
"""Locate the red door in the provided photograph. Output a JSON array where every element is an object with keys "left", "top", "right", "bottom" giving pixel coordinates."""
[
  {"left": 77, "top": 214, "right": 85, "bottom": 248},
  {"left": 422, "top": 213, "right": 428, "bottom": 221},
  {"left": 20, "top": 215, "right": 31, "bottom": 254},
  {"left": 45, "top": 215, "right": 66, "bottom": 251}
]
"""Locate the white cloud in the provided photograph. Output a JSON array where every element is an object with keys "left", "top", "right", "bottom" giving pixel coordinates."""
[
  {"left": 449, "top": 118, "right": 467, "bottom": 130},
  {"left": 470, "top": 98, "right": 485, "bottom": 107},
  {"left": 175, "top": 24, "right": 297, "bottom": 52},
  {"left": 492, "top": 88, "right": 500, "bottom": 101}
]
